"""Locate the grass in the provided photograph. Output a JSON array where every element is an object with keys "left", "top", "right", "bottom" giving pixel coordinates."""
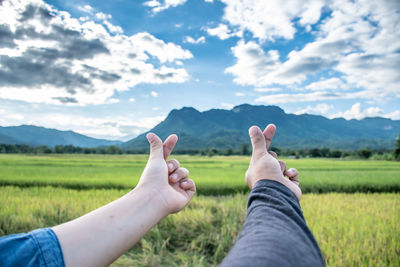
[
  {"left": 0, "top": 154, "right": 399, "bottom": 194},
  {"left": 0, "top": 186, "right": 399, "bottom": 266}
]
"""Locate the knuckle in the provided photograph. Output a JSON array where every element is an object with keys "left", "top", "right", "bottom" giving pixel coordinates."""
[{"left": 169, "top": 159, "right": 180, "bottom": 168}]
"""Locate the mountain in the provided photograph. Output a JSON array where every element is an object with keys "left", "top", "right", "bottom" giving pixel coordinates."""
[
  {"left": 0, "top": 125, "right": 121, "bottom": 148},
  {"left": 123, "top": 104, "right": 400, "bottom": 150}
]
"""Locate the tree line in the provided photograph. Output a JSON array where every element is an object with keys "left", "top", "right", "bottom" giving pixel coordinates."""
[{"left": 1, "top": 136, "right": 400, "bottom": 160}]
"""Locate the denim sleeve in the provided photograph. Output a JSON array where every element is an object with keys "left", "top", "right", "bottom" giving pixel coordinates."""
[
  {"left": 221, "top": 180, "right": 325, "bottom": 267},
  {"left": 0, "top": 228, "right": 65, "bottom": 267}
]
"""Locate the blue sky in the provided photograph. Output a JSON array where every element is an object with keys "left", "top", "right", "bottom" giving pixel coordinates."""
[{"left": 0, "top": 0, "right": 399, "bottom": 140}]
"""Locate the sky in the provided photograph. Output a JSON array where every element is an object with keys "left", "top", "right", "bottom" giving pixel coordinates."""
[{"left": 0, "top": 0, "right": 399, "bottom": 141}]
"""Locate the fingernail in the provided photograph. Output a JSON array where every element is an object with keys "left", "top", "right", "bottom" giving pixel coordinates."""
[
  {"left": 249, "top": 126, "right": 258, "bottom": 136},
  {"left": 147, "top": 133, "right": 154, "bottom": 142},
  {"left": 171, "top": 173, "right": 178, "bottom": 181},
  {"left": 181, "top": 181, "right": 188, "bottom": 186},
  {"left": 168, "top": 163, "right": 174, "bottom": 170}
]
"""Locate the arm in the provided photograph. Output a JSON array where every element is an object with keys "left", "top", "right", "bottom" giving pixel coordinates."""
[
  {"left": 52, "top": 133, "right": 195, "bottom": 267},
  {"left": 221, "top": 125, "right": 324, "bottom": 267}
]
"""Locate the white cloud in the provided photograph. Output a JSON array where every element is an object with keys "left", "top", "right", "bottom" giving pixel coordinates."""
[
  {"left": 255, "top": 91, "right": 367, "bottom": 104},
  {"left": 306, "top": 78, "right": 349, "bottom": 91},
  {"left": 254, "top": 87, "right": 281, "bottom": 93},
  {"left": 221, "top": 102, "right": 234, "bottom": 109},
  {"left": 95, "top": 12, "right": 111, "bottom": 20},
  {"left": 385, "top": 110, "right": 400, "bottom": 120},
  {"left": 0, "top": 0, "right": 193, "bottom": 106},
  {"left": 143, "top": 0, "right": 160, "bottom": 8},
  {"left": 206, "top": 24, "right": 242, "bottom": 40},
  {"left": 107, "top": 98, "right": 120, "bottom": 104},
  {"left": 294, "top": 103, "right": 334, "bottom": 115},
  {"left": 184, "top": 36, "right": 205, "bottom": 44},
  {"left": 331, "top": 103, "right": 383, "bottom": 120},
  {"left": 143, "top": 0, "right": 187, "bottom": 13},
  {"left": 225, "top": 40, "right": 283, "bottom": 86},
  {"left": 129, "top": 98, "right": 135, "bottom": 102},
  {"left": 0, "top": 109, "right": 165, "bottom": 141},
  {"left": 77, "top": 5, "right": 93, "bottom": 14},
  {"left": 220, "top": 0, "right": 325, "bottom": 41},
  {"left": 224, "top": 0, "right": 400, "bottom": 102},
  {"left": 235, "top": 92, "right": 245, "bottom": 97},
  {"left": 151, "top": 91, "right": 158, "bottom": 97}
]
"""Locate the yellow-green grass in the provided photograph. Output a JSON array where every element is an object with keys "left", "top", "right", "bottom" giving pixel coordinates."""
[
  {"left": 0, "top": 154, "right": 399, "bottom": 194},
  {"left": 0, "top": 186, "right": 398, "bottom": 266}
]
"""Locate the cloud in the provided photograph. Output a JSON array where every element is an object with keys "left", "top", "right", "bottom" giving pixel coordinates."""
[
  {"left": 0, "top": 108, "right": 165, "bottom": 140},
  {"left": 0, "top": 0, "right": 193, "bottom": 105},
  {"left": 306, "top": 78, "right": 349, "bottom": 91},
  {"left": 331, "top": 102, "right": 383, "bottom": 120},
  {"left": 220, "top": 0, "right": 325, "bottom": 41},
  {"left": 143, "top": 0, "right": 187, "bottom": 13},
  {"left": 254, "top": 87, "right": 281, "bottom": 93},
  {"left": 221, "top": 102, "right": 234, "bottom": 109},
  {"left": 151, "top": 91, "right": 158, "bottom": 97},
  {"left": 224, "top": 0, "right": 400, "bottom": 102},
  {"left": 255, "top": 91, "right": 367, "bottom": 104},
  {"left": 235, "top": 92, "right": 245, "bottom": 97},
  {"left": 129, "top": 98, "right": 135, "bottom": 102},
  {"left": 77, "top": 5, "right": 93, "bottom": 14},
  {"left": 184, "top": 36, "right": 205, "bottom": 44},
  {"left": 294, "top": 103, "right": 333, "bottom": 116},
  {"left": 385, "top": 110, "right": 400, "bottom": 120},
  {"left": 206, "top": 24, "right": 242, "bottom": 40}
]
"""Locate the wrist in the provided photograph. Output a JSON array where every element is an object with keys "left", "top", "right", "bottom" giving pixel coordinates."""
[{"left": 129, "top": 185, "right": 170, "bottom": 218}]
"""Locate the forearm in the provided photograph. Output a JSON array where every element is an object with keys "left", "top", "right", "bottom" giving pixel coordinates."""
[
  {"left": 52, "top": 187, "right": 168, "bottom": 267},
  {"left": 221, "top": 180, "right": 324, "bottom": 267}
]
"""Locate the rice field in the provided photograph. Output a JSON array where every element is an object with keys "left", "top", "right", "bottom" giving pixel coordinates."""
[
  {"left": 0, "top": 154, "right": 399, "bottom": 194},
  {"left": 0, "top": 154, "right": 399, "bottom": 266}
]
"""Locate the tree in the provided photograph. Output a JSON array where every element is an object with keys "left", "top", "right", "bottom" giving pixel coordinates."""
[
  {"left": 358, "top": 148, "right": 372, "bottom": 159},
  {"left": 240, "top": 143, "right": 250, "bottom": 155},
  {"left": 309, "top": 148, "right": 322, "bottom": 157},
  {"left": 330, "top": 150, "right": 342, "bottom": 158},
  {"left": 394, "top": 132, "right": 400, "bottom": 161}
]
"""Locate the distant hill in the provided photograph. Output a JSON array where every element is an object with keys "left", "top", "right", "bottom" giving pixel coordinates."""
[
  {"left": 0, "top": 125, "right": 121, "bottom": 148},
  {"left": 123, "top": 104, "right": 400, "bottom": 150}
]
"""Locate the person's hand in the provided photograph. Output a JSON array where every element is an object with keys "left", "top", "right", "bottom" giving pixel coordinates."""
[
  {"left": 245, "top": 124, "right": 302, "bottom": 200},
  {"left": 135, "top": 133, "right": 196, "bottom": 214}
]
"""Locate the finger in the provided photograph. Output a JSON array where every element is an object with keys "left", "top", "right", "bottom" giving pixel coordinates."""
[
  {"left": 163, "top": 134, "right": 178, "bottom": 160},
  {"left": 146, "top": 133, "right": 163, "bottom": 159},
  {"left": 268, "top": 151, "right": 278, "bottom": 159},
  {"left": 249, "top": 126, "right": 267, "bottom": 157},
  {"left": 279, "top": 160, "right": 287, "bottom": 173},
  {"left": 167, "top": 159, "right": 180, "bottom": 174},
  {"left": 169, "top": 167, "right": 189, "bottom": 183},
  {"left": 268, "top": 151, "right": 285, "bottom": 173},
  {"left": 263, "top": 124, "right": 276, "bottom": 151},
  {"left": 286, "top": 168, "right": 299, "bottom": 185},
  {"left": 180, "top": 179, "right": 196, "bottom": 193}
]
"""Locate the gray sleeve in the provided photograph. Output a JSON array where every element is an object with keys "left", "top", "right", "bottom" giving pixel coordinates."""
[{"left": 221, "top": 180, "right": 325, "bottom": 267}]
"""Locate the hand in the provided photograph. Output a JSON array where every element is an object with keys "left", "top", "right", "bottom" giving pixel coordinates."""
[
  {"left": 135, "top": 133, "right": 196, "bottom": 214},
  {"left": 245, "top": 124, "right": 302, "bottom": 200}
]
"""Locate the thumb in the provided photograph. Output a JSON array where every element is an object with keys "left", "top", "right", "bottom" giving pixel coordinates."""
[
  {"left": 249, "top": 126, "right": 267, "bottom": 157},
  {"left": 146, "top": 133, "right": 163, "bottom": 159}
]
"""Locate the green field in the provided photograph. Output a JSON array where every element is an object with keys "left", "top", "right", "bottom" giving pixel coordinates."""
[
  {"left": 1, "top": 154, "right": 399, "bottom": 266},
  {"left": 1, "top": 154, "right": 399, "bottom": 194}
]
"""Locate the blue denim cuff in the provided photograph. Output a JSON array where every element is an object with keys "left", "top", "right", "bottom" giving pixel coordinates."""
[{"left": 30, "top": 228, "right": 65, "bottom": 267}]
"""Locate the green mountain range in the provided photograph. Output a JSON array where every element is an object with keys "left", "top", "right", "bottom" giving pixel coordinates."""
[
  {"left": 123, "top": 104, "right": 400, "bottom": 150},
  {"left": 0, "top": 125, "right": 121, "bottom": 148}
]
